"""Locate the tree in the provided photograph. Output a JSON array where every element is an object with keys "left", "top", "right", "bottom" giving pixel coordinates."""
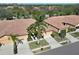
[
  {"left": 0, "top": 43, "right": 2, "bottom": 47},
  {"left": 27, "top": 12, "right": 48, "bottom": 45},
  {"left": 0, "top": 8, "right": 14, "bottom": 20},
  {"left": 59, "top": 29, "right": 66, "bottom": 39},
  {"left": 0, "top": 9, "right": 8, "bottom": 20},
  {"left": 9, "top": 35, "right": 23, "bottom": 54},
  {"left": 11, "top": 6, "right": 25, "bottom": 19}
]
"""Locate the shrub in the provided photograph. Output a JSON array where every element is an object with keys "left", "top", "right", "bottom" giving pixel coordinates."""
[
  {"left": 67, "top": 27, "right": 76, "bottom": 32},
  {"left": 51, "top": 31, "right": 59, "bottom": 37},
  {"left": 59, "top": 29, "right": 66, "bottom": 38}
]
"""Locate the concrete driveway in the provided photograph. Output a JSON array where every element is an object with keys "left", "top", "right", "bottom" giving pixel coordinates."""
[
  {"left": 0, "top": 40, "right": 33, "bottom": 55},
  {"left": 44, "top": 35, "right": 62, "bottom": 49}
]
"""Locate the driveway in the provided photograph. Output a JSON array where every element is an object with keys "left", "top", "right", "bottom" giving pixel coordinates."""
[
  {"left": 0, "top": 40, "right": 33, "bottom": 55},
  {"left": 44, "top": 35, "right": 62, "bottom": 49},
  {"left": 66, "top": 33, "right": 79, "bottom": 43}
]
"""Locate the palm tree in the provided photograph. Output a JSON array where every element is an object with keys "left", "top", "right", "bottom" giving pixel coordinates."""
[
  {"left": 0, "top": 43, "right": 2, "bottom": 47},
  {"left": 27, "top": 12, "right": 48, "bottom": 45},
  {"left": 9, "top": 34, "right": 23, "bottom": 54}
]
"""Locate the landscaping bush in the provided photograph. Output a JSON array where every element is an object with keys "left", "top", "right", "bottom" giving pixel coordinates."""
[
  {"left": 51, "top": 31, "right": 59, "bottom": 37},
  {"left": 51, "top": 32, "right": 62, "bottom": 42},
  {"left": 59, "top": 29, "right": 66, "bottom": 38},
  {"left": 67, "top": 27, "right": 76, "bottom": 32}
]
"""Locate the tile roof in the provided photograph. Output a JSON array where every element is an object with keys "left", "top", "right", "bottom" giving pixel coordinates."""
[
  {"left": 0, "top": 15, "right": 79, "bottom": 37},
  {"left": 45, "top": 15, "right": 79, "bottom": 32},
  {"left": 0, "top": 19, "right": 35, "bottom": 37},
  {"left": 45, "top": 16, "right": 65, "bottom": 30},
  {"left": 62, "top": 15, "right": 79, "bottom": 25}
]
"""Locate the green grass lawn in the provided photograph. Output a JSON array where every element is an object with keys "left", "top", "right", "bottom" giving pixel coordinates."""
[
  {"left": 29, "top": 39, "right": 49, "bottom": 49},
  {"left": 51, "top": 32, "right": 68, "bottom": 42},
  {"left": 54, "top": 36, "right": 68, "bottom": 42},
  {"left": 51, "top": 31, "right": 69, "bottom": 45},
  {"left": 53, "top": 36, "right": 69, "bottom": 45},
  {"left": 71, "top": 32, "right": 79, "bottom": 37}
]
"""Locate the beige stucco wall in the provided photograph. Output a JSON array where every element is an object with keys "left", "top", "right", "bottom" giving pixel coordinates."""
[
  {"left": 0, "top": 35, "right": 28, "bottom": 45},
  {"left": 0, "top": 36, "right": 12, "bottom": 45},
  {"left": 0, "top": 31, "right": 53, "bottom": 45},
  {"left": 43, "top": 31, "right": 52, "bottom": 38}
]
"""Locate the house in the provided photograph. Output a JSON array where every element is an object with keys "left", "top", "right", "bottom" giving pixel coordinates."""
[
  {"left": 0, "top": 19, "right": 35, "bottom": 44},
  {"left": 62, "top": 15, "right": 79, "bottom": 29},
  {"left": 62, "top": 15, "right": 79, "bottom": 26},
  {"left": 45, "top": 15, "right": 79, "bottom": 33},
  {"left": 0, "top": 15, "right": 79, "bottom": 45}
]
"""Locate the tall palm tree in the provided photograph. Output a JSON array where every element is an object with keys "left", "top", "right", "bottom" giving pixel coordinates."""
[
  {"left": 0, "top": 43, "right": 2, "bottom": 47},
  {"left": 27, "top": 13, "right": 48, "bottom": 44},
  {"left": 9, "top": 35, "right": 23, "bottom": 54}
]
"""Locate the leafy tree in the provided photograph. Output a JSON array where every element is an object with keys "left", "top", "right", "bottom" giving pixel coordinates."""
[
  {"left": 59, "top": 29, "right": 66, "bottom": 38},
  {"left": 0, "top": 8, "right": 14, "bottom": 20}
]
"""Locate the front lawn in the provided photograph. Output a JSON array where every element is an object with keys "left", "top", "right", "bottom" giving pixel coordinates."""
[
  {"left": 55, "top": 36, "right": 68, "bottom": 42},
  {"left": 29, "top": 39, "right": 49, "bottom": 49},
  {"left": 71, "top": 32, "right": 79, "bottom": 37},
  {"left": 51, "top": 32, "right": 68, "bottom": 42}
]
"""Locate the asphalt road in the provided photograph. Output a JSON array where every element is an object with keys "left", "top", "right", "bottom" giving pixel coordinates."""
[{"left": 38, "top": 41, "right": 79, "bottom": 55}]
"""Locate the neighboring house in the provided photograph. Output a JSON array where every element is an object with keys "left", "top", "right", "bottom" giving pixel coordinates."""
[
  {"left": 61, "top": 15, "right": 79, "bottom": 31},
  {"left": 0, "top": 15, "right": 79, "bottom": 44},
  {"left": 0, "top": 19, "right": 35, "bottom": 44},
  {"left": 45, "top": 15, "right": 79, "bottom": 33}
]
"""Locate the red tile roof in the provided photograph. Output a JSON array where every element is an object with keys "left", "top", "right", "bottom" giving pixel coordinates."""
[
  {"left": 62, "top": 15, "right": 79, "bottom": 25},
  {"left": 45, "top": 16, "right": 65, "bottom": 30},
  {"left": 45, "top": 15, "right": 79, "bottom": 32},
  {"left": 0, "top": 15, "right": 79, "bottom": 37},
  {"left": 0, "top": 19, "right": 35, "bottom": 37}
]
